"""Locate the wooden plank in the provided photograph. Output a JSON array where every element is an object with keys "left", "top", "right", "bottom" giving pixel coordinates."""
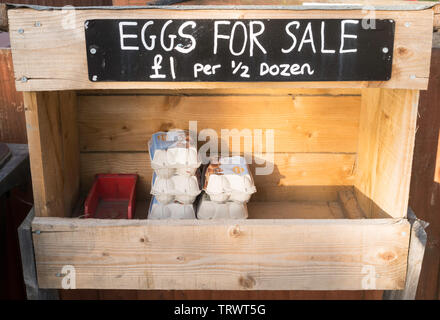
[
  {"left": 59, "top": 92, "right": 80, "bottom": 216},
  {"left": 115, "top": 0, "right": 431, "bottom": 6},
  {"left": 408, "top": 48, "right": 440, "bottom": 299},
  {"left": 354, "top": 89, "right": 419, "bottom": 219},
  {"left": 7, "top": 0, "right": 112, "bottom": 5},
  {"left": 24, "top": 92, "right": 63, "bottom": 217},
  {"left": 23, "top": 91, "right": 80, "bottom": 217},
  {"left": 17, "top": 208, "right": 59, "bottom": 300},
  {"left": 131, "top": 199, "right": 344, "bottom": 220},
  {"left": 436, "top": 131, "right": 440, "bottom": 184},
  {"left": 78, "top": 95, "right": 361, "bottom": 153},
  {"left": 247, "top": 201, "right": 344, "bottom": 219},
  {"left": 8, "top": 8, "right": 433, "bottom": 91},
  {"left": 80, "top": 152, "right": 356, "bottom": 201},
  {"left": 115, "top": 289, "right": 382, "bottom": 300},
  {"left": 78, "top": 88, "right": 362, "bottom": 96},
  {"left": 32, "top": 216, "right": 410, "bottom": 290},
  {"left": 434, "top": 4, "right": 440, "bottom": 31},
  {"left": 0, "top": 4, "right": 7, "bottom": 32},
  {"left": 383, "top": 209, "right": 427, "bottom": 300},
  {"left": 0, "top": 48, "right": 25, "bottom": 143},
  {"left": 338, "top": 187, "right": 365, "bottom": 219}
]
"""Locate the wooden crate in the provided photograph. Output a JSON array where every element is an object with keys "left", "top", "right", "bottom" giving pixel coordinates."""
[{"left": 7, "top": 2, "right": 436, "bottom": 291}]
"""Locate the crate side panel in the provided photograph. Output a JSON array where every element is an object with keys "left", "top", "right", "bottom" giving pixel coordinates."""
[
  {"left": 32, "top": 217, "right": 410, "bottom": 290},
  {"left": 355, "top": 89, "right": 419, "bottom": 219},
  {"left": 23, "top": 91, "right": 80, "bottom": 217}
]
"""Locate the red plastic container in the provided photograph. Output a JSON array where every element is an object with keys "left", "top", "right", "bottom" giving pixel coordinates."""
[{"left": 84, "top": 174, "right": 138, "bottom": 219}]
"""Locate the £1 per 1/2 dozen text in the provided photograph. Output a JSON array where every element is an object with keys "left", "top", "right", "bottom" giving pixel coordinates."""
[{"left": 119, "top": 19, "right": 360, "bottom": 79}]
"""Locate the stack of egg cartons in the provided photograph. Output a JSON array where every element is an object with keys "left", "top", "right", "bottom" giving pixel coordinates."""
[
  {"left": 197, "top": 156, "right": 256, "bottom": 220},
  {"left": 147, "top": 129, "right": 201, "bottom": 219}
]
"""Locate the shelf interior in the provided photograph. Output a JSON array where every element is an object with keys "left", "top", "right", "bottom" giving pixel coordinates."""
[{"left": 72, "top": 185, "right": 370, "bottom": 220}]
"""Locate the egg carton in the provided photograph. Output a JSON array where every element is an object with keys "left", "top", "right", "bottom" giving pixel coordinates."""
[
  {"left": 197, "top": 194, "right": 248, "bottom": 220},
  {"left": 147, "top": 196, "right": 196, "bottom": 220},
  {"left": 148, "top": 129, "right": 201, "bottom": 177},
  {"left": 150, "top": 172, "right": 201, "bottom": 204},
  {"left": 202, "top": 156, "right": 257, "bottom": 203}
]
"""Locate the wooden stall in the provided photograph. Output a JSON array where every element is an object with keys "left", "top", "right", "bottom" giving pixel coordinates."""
[{"left": 6, "top": 1, "right": 437, "bottom": 291}]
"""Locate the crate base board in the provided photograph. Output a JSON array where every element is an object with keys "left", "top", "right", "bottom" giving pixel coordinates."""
[{"left": 32, "top": 216, "right": 410, "bottom": 291}]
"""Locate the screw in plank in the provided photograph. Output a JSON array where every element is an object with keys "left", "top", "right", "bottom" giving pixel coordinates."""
[
  {"left": 34, "top": 22, "right": 42, "bottom": 27},
  {"left": 404, "top": 22, "right": 411, "bottom": 28},
  {"left": 229, "top": 225, "right": 241, "bottom": 238},
  {"left": 20, "top": 76, "right": 28, "bottom": 83},
  {"left": 90, "top": 47, "right": 97, "bottom": 55},
  {"left": 382, "top": 47, "right": 389, "bottom": 54},
  {"left": 18, "top": 28, "right": 24, "bottom": 34},
  {"left": 92, "top": 75, "right": 98, "bottom": 81}
]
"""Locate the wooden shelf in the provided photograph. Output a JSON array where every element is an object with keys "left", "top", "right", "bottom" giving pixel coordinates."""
[{"left": 72, "top": 185, "right": 365, "bottom": 220}]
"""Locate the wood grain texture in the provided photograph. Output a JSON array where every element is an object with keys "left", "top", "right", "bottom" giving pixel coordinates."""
[
  {"left": 409, "top": 48, "right": 440, "bottom": 300},
  {"left": 133, "top": 199, "right": 345, "bottom": 220},
  {"left": 338, "top": 187, "right": 365, "bottom": 219},
  {"left": 8, "top": 8, "right": 433, "bottom": 91},
  {"left": 32, "top": 216, "right": 410, "bottom": 290},
  {"left": 58, "top": 288, "right": 383, "bottom": 299},
  {"left": 6, "top": 0, "right": 112, "bottom": 5},
  {"left": 354, "top": 89, "right": 419, "bottom": 219},
  {"left": 59, "top": 92, "right": 80, "bottom": 216},
  {"left": 73, "top": 195, "right": 348, "bottom": 220},
  {"left": 18, "top": 209, "right": 59, "bottom": 300},
  {"left": 24, "top": 92, "right": 63, "bottom": 217},
  {"left": 383, "top": 210, "right": 427, "bottom": 300},
  {"left": 114, "top": 0, "right": 431, "bottom": 6},
  {"left": 78, "top": 88, "right": 362, "bottom": 96},
  {"left": 0, "top": 4, "right": 7, "bottom": 32},
  {"left": 78, "top": 94, "right": 360, "bottom": 153},
  {"left": 247, "top": 201, "right": 345, "bottom": 219},
  {"left": 23, "top": 91, "right": 80, "bottom": 217},
  {"left": 0, "top": 49, "right": 25, "bottom": 143},
  {"left": 80, "top": 152, "right": 356, "bottom": 201},
  {"left": 435, "top": 4, "right": 440, "bottom": 31},
  {"left": 436, "top": 131, "right": 440, "bottom": 184}
]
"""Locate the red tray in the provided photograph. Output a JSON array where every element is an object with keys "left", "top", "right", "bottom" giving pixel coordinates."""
[{"left": 84, "top": 174, "right": 138, "bottom": 219}]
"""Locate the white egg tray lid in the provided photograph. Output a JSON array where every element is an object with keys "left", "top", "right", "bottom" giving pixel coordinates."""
[
  {"left": 148, "top": 129, "right": 201, "bottom": 169},
  {"left": 203, "top": 156, "right": 257, "bottom": 200}
]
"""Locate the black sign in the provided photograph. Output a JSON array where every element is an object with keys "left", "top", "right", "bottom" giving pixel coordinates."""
[{"left": 85, "top": 19, "right": 394, "bottom": 82}]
